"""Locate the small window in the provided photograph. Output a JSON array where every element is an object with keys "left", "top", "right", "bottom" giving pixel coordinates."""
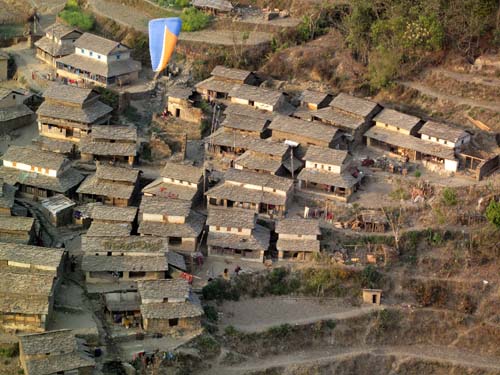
[
  {"left": 215, "top": 226, "right": 220, "bottom": 230},
  {"left": 273, "top": 188, "right": 276, "bottom": 192},
  {"left": 107, "top": 252, "right": 112, "bottom": 256},
  {"left": 444, "top": 140, "right": 447, "bottom": 144},
  {"left": 89, "top": 51, "right": 93, "bottom": 56},
  {"left": 328, "top": 166, "right": 332, "bottom": 171},
  {"left": 169, "top": 318, "right": 178, "bottom": 327},
  {"left": 116, "top": 54, "right": 121, "bottom": 60},
  {"left": 314, "top": 163, "right": 318, "bottom": 168},
  {"left": 12, "top": 162, "right": 17, "bottom": 167},
  {"left": 12, "top": 94, "right": 16, "bottom": 100},
  {"left": 227, "top": 227, "right": 232, "bottom": 231},
  {"left": 238, "top": 228, "right": 242, "bottom": 233},
  {"left": 81, "top": 48, "right": 85, "bottom": 53},
  {"left": 129, "top": 271, "right": 146, "bottom": 278},
  {"left": 396, "top": 127, "right": 400, "bottom": 131},
  {"left": 97, "top": 55, "right": 101, "bottom": 59}
]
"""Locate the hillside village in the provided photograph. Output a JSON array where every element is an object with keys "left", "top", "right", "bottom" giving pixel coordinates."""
[{"left": 0, "top": 0, "right": 499, "bottom": 374}]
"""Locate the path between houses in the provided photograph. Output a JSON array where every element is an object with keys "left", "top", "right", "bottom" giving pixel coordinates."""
[
  {"left": 399, "top": 81, "right": 500, "bottom": 113},
  {"left": 210, "top": 345, "right": 500, "bottom": 374}
]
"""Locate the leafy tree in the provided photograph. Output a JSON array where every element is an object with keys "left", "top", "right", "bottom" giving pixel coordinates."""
[
  {"left": 180, "top": 7, "right": 211, "bottom": 32},
  {"left": 485, "top": 200, "right": 500, "bottom": 228},
  {"left": 344, "top": 0, "right": 377, "bottom": 64},
  {"left": 58, "top": 0, "right": 94, "bottom": 31}
]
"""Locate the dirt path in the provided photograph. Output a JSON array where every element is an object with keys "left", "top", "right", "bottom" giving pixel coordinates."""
[
  {"left": 399, "top": 81, "right": 500, "bottom": 113},
  {"left": 431, "top": 68, "right": 500, "bottom": 88},
  {"left": 210, "top": 345, "right": 500, "bottom": 374},
  {"left": 218, "top": 296, "right": 380, "bottom": 333}
]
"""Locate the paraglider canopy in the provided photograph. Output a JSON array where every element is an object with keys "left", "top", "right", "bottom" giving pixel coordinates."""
[{"left": 149, "top": 17, "right": 182, "bottom": 74}]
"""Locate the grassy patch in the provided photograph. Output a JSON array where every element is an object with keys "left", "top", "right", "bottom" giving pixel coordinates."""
[
  {"left": 180, "top": 8, "right": 211, "bottom": 32},
  {"left": 58, "top": 0, "right": 95, "bottom": 31},
  {"left": 202, "top": 279, "right": 240, "bottom": 301}
]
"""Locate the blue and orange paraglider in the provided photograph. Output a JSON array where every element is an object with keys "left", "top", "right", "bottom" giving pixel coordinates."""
[{"left": 148, "top": 17, "right": 182, "bottom": 75}]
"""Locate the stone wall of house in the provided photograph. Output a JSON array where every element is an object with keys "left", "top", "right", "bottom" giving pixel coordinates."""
[
  {"left": 0, "top": 113, "right": 34, "bottom": 135},
  {"left": 143, "top": 316, "right": 201, "bottom": 334}
]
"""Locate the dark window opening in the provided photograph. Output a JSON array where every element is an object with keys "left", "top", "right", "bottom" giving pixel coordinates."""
[
  {"left": 129, "top": 271, "right": 146, "bottom": 278},
  {"left": 372, "top": 294, "right": 377, "bottom": 304},
  {"left": 169, "top": 237, "right": 182, "bottom": 245},
  {"left": 169, "top": 318, "right": 179, "bottom": 327}
]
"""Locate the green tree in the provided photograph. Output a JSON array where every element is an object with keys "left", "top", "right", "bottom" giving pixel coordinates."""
[
  {"left": 485, "top": 200, "right": 500, "bottom": 228},
  {"left": 345, "top": 0, "right": 377, "bottom": 64},
  {"left": 180, "top": 7, "right": 211, "bottom": 32}
]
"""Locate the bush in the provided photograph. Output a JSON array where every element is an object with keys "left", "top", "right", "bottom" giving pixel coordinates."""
[
  {"left": 441, "top": 188, "right": 457, "bottom": 206},
  {"left": 203, "top": 305, "right": 218, "bottom": 323},
  {"left": 202, "top": 279, "right": 240, "bottom": 301},
  {"left": 180, "top": 8, "right": 211, "bottom": 32},
  {"left": 191, "top": 334, "right": 220, "bottom": 358},
  {"left": 59, "top": 0, "right": 95, "bottom": 31},
  {"left": 263, "top": 268, "right": 299, "bottom": 295},
  {"left": 266, "top": 324, "right": 292, "bottom": 339},
  {"left": 414, "top": 170, "right": 421, "bottom": 178},
  {"left": 360, "top": 265, "right": 382, "bottom": 289},
  {"left": 485, "top": 200, "right": 500, "bottom": 228},
  {"left": 0, "top": 344, "right": 18, "bottom": 358}
]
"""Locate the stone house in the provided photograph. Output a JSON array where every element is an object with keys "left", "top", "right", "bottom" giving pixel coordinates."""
[
  {"left": 297, "top": 145, "right": 362, "bottom": 202},
  {"left": 142, "top": 162, "right": 204, "bottom": 203},
  {"left": 138, "top": 196, "right": 206, "bottom": 253},
  {"left": 269, "top": 115, "right": 342, "bottom": 153},
  {"left": 298, "top": 90, "right": 332, "bottom": 110},
  {"left": 0, "top": 87, "right": 35, "bottom": 134},
  {"left": 0, "top": 216, "right": 35, "bottom": 244},
  {"left": 228, "top": 84, "right": 287, "bottom": 113},
  {"left": 275, "top": 218, "right": 321, "bottom": 261},
  {"left": 207, "top": 207, "right": 270, "bottom": 262},
  {"left": 195, "top": 77, "right": 235, "bottom": 101},
  {"left": 205, "top": 168, "right": 294, "bottom": 219},
  {"left": 418, "top": 121, "right": 471, "bottom": 151},
  {"left": 210, "top": 65, "right": 258, "bottom": 85},
  {"left": 34, "top": 22, "right": 83, "bottom": 67},
  {"left": 362, "top": 289, "right": 382, "bottom": 305},
  {"left": 36, "top": 84, "right": 112, "bottom": 145},
  {"left": 309, "top": 93, "right": 381, "bottom": 146},
  {"left": 138, "top": 279, "right": 203, "bottom": 334},
  {"left": 364, "top": 110, "right": 459, "bottom": 173},
  {"left": 221, "top": 113, "right": 272, "bottom": 138},
  {"left": 0, "top": 178, "right": 16, "bottom": 216},
  {"left": 79, "top": 124, "right": 138, "bottom": 165},
  {"left": 56, "top": 32, "right": 141, "bottom": 87},
  {"left": 166, "top": 86, "right": 203, "bottom": 124},
  {"left": 19, "top": 329, "right": 95, "bottom": 375},
  {"left": 40, "top": 194, "right": 76, "bottom": 227},
  {"left": 192, "top": 0, "right": 234, "bottom": 14},
  {"left": 0, "top": 145, "right": 84, "bottom": 200},
  {"left": 0, "top": 51, "right": 8, "bottom": 81},
  {"left": 0, "top": 243, "right": 65, "bottom": 332},
  {"left": 77, "top": 164, "right": 140, "bottom": 207}
]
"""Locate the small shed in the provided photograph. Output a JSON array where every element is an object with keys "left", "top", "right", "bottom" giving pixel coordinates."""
[
  {"left": 40, "top": 194, "right": 76, "bottom": 227},
  {"left": 362, "top": 288, "right": 382, "bottom": 305}
]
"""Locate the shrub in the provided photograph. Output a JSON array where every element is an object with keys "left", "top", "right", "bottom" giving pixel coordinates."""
[
  {"left": 485, "top": 200, "right": 500, "bottom": 228},
  {"left": 414, "top": 283, "right": 448, "bottom": 307},
  {"left": 180, "top": 8, "right": 211, "bottom": 32},
  {"left": 414, "top": 170, "right": 421, "bottom": 178},
  {"left": 360, "top": 265, "right": 382, "bottom": 289},
  {"left": 191, "top": 334, "right": 220, "bottom": 358},
  {"left": 0, "top": 344, "right": 18, "bottom": 358},
  {"left": 202, "top": 279, "right": 240, "bottom": 301},
  {"left": 59, "top": 0, "right": 95, "bottom": 31},
  {"left": 266, "top": 324, "right": 292, "bottom": 339},
  {"left": 441, "top": 188, "right": 457, "bottom": 206},
  {"left": 203, "top": 305, "right": 218, "bottom": 323},
  {"left": 224, "top": 325, "right": 238, "bottom": 336}
]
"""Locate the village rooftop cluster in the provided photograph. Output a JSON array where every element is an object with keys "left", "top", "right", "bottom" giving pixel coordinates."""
[{"left": 0, "top": 19, "right": 498, "bottom": 374}]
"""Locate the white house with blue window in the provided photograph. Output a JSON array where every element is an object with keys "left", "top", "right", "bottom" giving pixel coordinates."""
[{"left": 55, "top": 32, "right": 141, "bottom": 88}]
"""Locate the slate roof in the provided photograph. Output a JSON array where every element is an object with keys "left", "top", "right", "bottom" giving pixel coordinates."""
[
  {"left": 206, "top": 183, "right": 288, "bottom": 206},
  {"left": 57, "top": 54, "right": 141, "bottom": 78},
  {"left": 43, "top": 83, "right": 95, "bottom": 105},
  {"left": 224, "top": 168, "right": 294, "bottom": 192},
  {"left": 0, "top": 166, "right": 84, "bottom": 193},
  {"left": 373, "top": 108, "right": 422, "bottom": 132},
  {"left": 138, "top": 279, "right": 190, "bottom": 301},
  {"left": 140, "top": 195, "right": 192, "bottom": 217},
  {"left": 303, "top": 145, "right": 349, "bottom": 166},
  {"left": 364, "top": 127, "right": 457, "bottom": 160},
  {"left": 161, "top": 162, "right": 203, "bottom": 184},
  {"left": 208, "top": 224, "right": 270, "bottom": 251},
  {"left": 91, "top": 205, "right": 137, "bottom": 223},
  {"left": 40, "top": 194, "right": 75, "bottom": 215},
  {"left": 211, "top": 65, "right": 251, "bottom": 81},
  {"left": 0, "top": 104, "right": 34, "bottom": 122},
  {"left": 299, "top": 90, "right": 332, "bottom": 106},
  {"left": 276, "top": 238, "right": 320, "bottom": 252},
  {"left": 297, "top": 168, "right": 360, "bottom": 188},
  {"left": 192, "top": 0, "right": 233, "bottom": 12},
  {"left": 310, "top": 107, "right": 364, "bottom": 131},
  {"left": 0, "top": 271, "right": 54, "bottom": 299},
  {"left": 275, "top": 218, "right": 320, "bottom": 235},
  {"left": 0, "top": 215, "right": 34, "bottom": 232},
  {"left": 142, "top": 179, "right": 199, "bottom": 201},
  {"left": 35, "top": 37, "right": 75, "bottom": 57},
  {"left": 0, "top": 242, "right": 64, "bottom": 269},
  {"left": 32, "top": 136, "right": 75, "bottom": 154},
  {"left": 140, "top": 300, "right": 203, "bottom": 319},
  {"left": 167, "top": 86, "right": 193, "bottom": 100},
  {"left": 330, "top": 93, "right": 380, "bottom": 119},
  {"left": 79, "top": 138, "right": 137, "bottom": 157},
  {"left": 221, "top": 113, "right": 269, "bottom": 133},
  {"left": 82, "top": 235, "right": 167, "bottom": 254},
  {"left": 269, "top": 115, "right": 340, "bottom": 144},
  {"left": 85, "top": 222, "right": 131, "bottom": 237},
  {"left": 91, "top": 124, "right": 137, "bottom": 141},
  {"left": 223, "top": 103, "right": 276, "bottom": 121},
  {"left": 194, "top": 77, "right": 235, "bottom": 94},
  {"left": 234, "top": 152, "right": 283, "bottom": 174},
  {"left": 138, "top": 211, "right": 205, "bottom": 238},
  {"left": 81, "top": 254, "right": 169, "bottom": 272},
  {"left": 19, "top": 330, "right": 95, "bottom": 375},
  {"left": 37, "top": 100, "right": 112, "bottom": 125},
  {"left": 229, "top": 84, "right": 283, "bottom": 107},
  {"left": 44, "top": 22, "right": 81, "bottom": 40},
  {"left": 77, "top": 174, "right": 136, "bottom": 200},
  {"left": 0, "top": 179, "right": 15, "bottom": 211},
  {"left": 2, "top": 145, "right": 67, "bottom": 171},
  {"left": 95, "top": 164, "right": 140, "bottom": 183},
  {"left": 74, "top": 33, "right": 122, "bottom": 55},
  {"left": 418, "top": 121, "right": 468, "bottom": 143},
  {"left": 104, "top": 293, "right": 140, "bottom": 312},
  {"left": 207, "top": 207, "right": 256, "bottom": 228}
]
